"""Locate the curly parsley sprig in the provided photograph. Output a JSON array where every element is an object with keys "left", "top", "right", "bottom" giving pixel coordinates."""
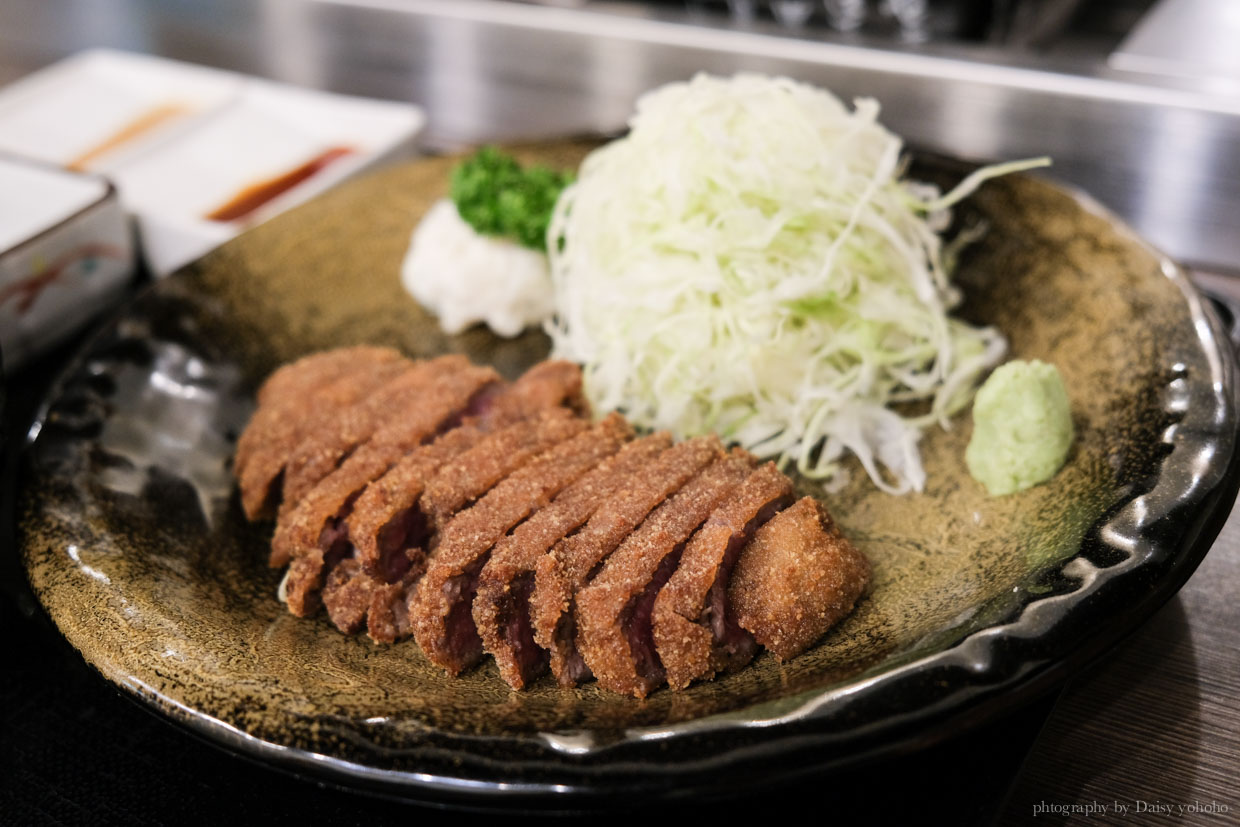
[{"left": 449, "top": 147, "right": 574, "bottom": 251}]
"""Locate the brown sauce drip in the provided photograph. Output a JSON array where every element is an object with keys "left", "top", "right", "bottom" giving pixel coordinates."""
[
  {"left": 204, "top": 146, "right": 354, "bottom": 223},
  {"left": 66, "top": 103, "right": 191, "bottom": 171}
]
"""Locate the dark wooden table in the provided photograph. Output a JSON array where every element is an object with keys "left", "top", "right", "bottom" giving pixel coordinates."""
[{"left": 1004, "top": 520, "right": 1240, "bottom": 824}]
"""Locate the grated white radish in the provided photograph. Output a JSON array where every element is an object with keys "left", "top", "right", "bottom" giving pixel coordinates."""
[{"left": 403, "top": 199, "right": 555, "bottom": 338}]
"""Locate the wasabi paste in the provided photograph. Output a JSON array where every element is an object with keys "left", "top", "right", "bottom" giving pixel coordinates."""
[{"left": 966, "top": 360, "right": 1073, "bottom": 496}]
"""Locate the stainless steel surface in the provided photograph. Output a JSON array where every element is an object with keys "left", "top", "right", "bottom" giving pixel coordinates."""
[
  {"left": 1, "top": 0, "right": 1239, "bottom": 271},
  {"left": 1112, "top": 0, "right": 1240, "bottom": 97}
]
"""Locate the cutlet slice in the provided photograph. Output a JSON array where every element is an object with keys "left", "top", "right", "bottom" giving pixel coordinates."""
[
  {"left": 366, "top": 571, "right": 421, "bottom": 643},
  {"left": 411, "top": 415, "right": 629, "bottom": 675},
  {"left": 274, "top": 366, "right": 499, "bottom": 615},
  {"left": 235, "top": 345, "right": 403, "bottom": 478},
  {"left": 729, "top": 497, "right": 871, "bottom": 661},
  {"left": 344, "top": 359, "right": 585, "bottom": 587},
  {"left": 255, "top": 346, "right": 402, "bottom": 407},
  {"left": 321, "top": 558, "right": 377, "bottom": 634},
  {"left": 335, "top": 410, "right": 583, "bottom": 636},
  {"left": 278, "top": 355, "right": 470, "bottom": 509},
  {"left": 418, "top": 408, "right": 584, "bottom": 533},
  {"left": 487, "top": 359, "right": 589, "bottom": 421},
  {"left": 349, "top": 425, "right": 483, "bottom": 587},
  {"left": 346, "top": 418, "right": 500, "bottom": 592},
  {"left": 652, "top": 463, "right": 793, "bottom": 690},
  {"left": 530, "top": 435, "right": 724, "bottom": 687},
  {"left": 575, "top": 450, "right": 753, "bottom": 698},
  {"left": 474, "top": 433, "right": 672, "bottom": 690},
  {"left": 270, "top": 362, "right": 499, "bottom": 570},
  {"left": 237, "top": 351, "right": 409, "bottom": 520}
]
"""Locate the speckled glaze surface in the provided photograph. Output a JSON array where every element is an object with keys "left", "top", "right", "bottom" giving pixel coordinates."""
[{"left": 17, "top": 142, "right": 1240, "bottom": 805}]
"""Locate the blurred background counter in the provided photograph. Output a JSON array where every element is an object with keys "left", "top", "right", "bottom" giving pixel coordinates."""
[{"left": 2, "top": 0, "right": 1239, "bottom": 273}]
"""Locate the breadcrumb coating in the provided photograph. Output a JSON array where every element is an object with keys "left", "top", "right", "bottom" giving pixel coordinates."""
[
  {"left": 530, "top": 435, "right": 723, "bottom": 686},
  {"left": 473, "top": 433, "right": 671, "bottom": 689},
  {"left": 576, "top": 450, "right": 752, "bottom": 697},
  {"left": 412, "top": 415, "right": 628, "bottom": 675},
  {"left": 729, "top": 497, "right": 871, "bottom": 660}
]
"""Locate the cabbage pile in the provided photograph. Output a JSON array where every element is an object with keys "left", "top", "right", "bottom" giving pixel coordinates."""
[{"left": 547, "top": 73, "right": 1047, "bottom": 494}]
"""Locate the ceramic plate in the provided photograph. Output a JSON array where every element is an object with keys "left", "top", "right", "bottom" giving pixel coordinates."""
[{"left": 17, "top": 142, "right": 1240, "bottom": 807}]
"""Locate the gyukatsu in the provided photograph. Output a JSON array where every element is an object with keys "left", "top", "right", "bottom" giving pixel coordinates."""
[{"left": 236, "top": 349, "right": 871, "bottom": 697}]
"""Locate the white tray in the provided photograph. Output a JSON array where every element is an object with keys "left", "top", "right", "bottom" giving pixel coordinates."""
[{"left": 0, "top": 50, "right": 426, "bottom": 276}]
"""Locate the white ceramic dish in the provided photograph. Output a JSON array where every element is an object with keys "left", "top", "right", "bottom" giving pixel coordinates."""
[
  {"left": 0, "top": 155, "right": 134, "bottom": 369},
  {"left": 0, "top": 50, "right": 240, "bottom": 173},
  {"left": 111, "top": 79, "right": 427, "bottom": 275},
  {"left": 0, "top": 50, "right": 426, "bottom": 277}
]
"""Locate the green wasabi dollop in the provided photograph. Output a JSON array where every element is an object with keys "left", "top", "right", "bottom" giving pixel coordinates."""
[{"left": 966, "top": 359, "right": 1073, "bottom": 496}]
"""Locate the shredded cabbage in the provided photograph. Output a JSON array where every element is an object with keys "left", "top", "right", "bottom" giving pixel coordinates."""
[{"left": 547, "top": 73, "right": 1049, "bottom": 494}]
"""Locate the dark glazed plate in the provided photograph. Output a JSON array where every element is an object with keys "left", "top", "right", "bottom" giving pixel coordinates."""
[{"left": 17, "top": 142, "right": 1240, "bottom": 806}]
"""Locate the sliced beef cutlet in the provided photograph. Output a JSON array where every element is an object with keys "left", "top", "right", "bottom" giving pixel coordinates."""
[
  {"left": 277, "top": 355, "right": 470, "bottom": 510},
  {"left": 486, "top": 359, "right": 590, "bottom": 421},
  {"left": 236, "top": 349, "right": 409, "bottom": 520},
  {"left": 270, "top": 361, "right": 499, "bottom": 568},
  {"left": 729, "top": 497, "right": 871, "bottom": 661},
  {"left": 233, "top": 349, "right": 874, "bottom": 696},
  {"left": 473, "top": 433, "right": 673, "bottom": 690},
  {"left": 327, "top": 409, "right": 583, "bottom": 635},
  {"left": 530, "top": 435, "right": 724, "bottom": 687},
  {"left": 274, "top": 363, "right": 500, "bottom": 616},
  {"left": 652, "top": 463, "right": 794, "bottom": 690},
  {"left": 574, "top": 450, "right": 753, "bottom": 698},
  {"left": 417, "top": 408, "right": 584, "bottom": 534},
  {"left": 411, "top": 414, "right": 630, "bottom": 676},
  {"left": 235, "top": 345, "right": 403, "bottom": 478}
]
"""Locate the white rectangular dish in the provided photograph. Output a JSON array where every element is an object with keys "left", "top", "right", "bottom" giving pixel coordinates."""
[
  {"left": 111, "top": 79, "right": 427, "bottom": 275},
  {"left": 0, "top": 50, "right": 241, "bottom": 173},
  {"left": 0, "top": 50, "right": 426, "bottom": 277}
]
